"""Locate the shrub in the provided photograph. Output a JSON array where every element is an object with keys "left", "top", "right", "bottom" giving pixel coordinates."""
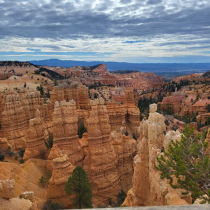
[
  {"left": 38, "top": 170, "right": 51, "bottom": 188},
  {"left": 34, "top": 70, "right": 40, "bottom": 74},
  {"left": 132, "top": 133, "right": 137, "bottom": 140},
  {"left": 125, "top": 131, "right": 129, "bottom": 136},
  {"left": 19, "top": 149, "right": 25, "bottom": 158},
  {"left": 0, "top": 154, "right": 5, "bottom": 162},
  {"left": 164, "top": 119, "right": 169, "bottom": 126},
  {"left": 36, "top": 85, "right": 44, "bottom": 97},
  {"left": 40, "top": 200, "right": 65, "bottom": 210},
  {"left": 78, "top": 121, "right": 87, "bottom": 139},
  {"left": 45, "top": 133, "right": 53, "bottom": 149},
  {"left": 108, "top": 198, "right": 112, "bottom": 206},
  {"left": 19, "top": 158, "right": 24, "bottom": 164},
  {"left": 117, "top": 189, "right": 126, "bottom": 206},
  {"left": 93, "top": 93, "right": 98, "bottom": 99},
  {"left": 6, "top": 146, "right": 14, "bottom": 156},
  {"left": 39, "top": 176, "right": 47, "bottom": 188}
]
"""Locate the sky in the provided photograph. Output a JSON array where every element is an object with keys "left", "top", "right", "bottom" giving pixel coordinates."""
[{"left": 0, "top": 0, "right": 210, "bottom": 63}]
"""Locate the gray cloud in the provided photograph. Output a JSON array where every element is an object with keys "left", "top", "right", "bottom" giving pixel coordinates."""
[
  {"left": 0, "top": 0, "right": 210, "bottom": 53},
  {"left": 147, "top": 0, "right": 162, "bottom": 4}
]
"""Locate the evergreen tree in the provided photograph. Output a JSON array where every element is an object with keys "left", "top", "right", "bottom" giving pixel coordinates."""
[
  {"left": 78, "top": 121, "right": 87, "bottom": 139},
  {"left": 155, "top": 125, "right": 210, "bottom": 202},
  {"left": 45, "top": 133, "right": 53, "bottom": 149},
  {"left": 64, "top": 166, "right": 92, "bottom": 209}
]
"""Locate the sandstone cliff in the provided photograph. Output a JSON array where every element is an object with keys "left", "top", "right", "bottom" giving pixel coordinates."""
[
  {"left": 23, "top": 109, "right": 52, "bottom": 161},
  {"left": 48, "top": 100, "right": 84, "bottom": 166},
  {"left": 107, "top": 87, "right": 140, "bottom": 137},
  {"left": 83, "top": 98, "right": 120, "bottom": 205},
  {"left": 0, "top": 89, "right": 49, "bottom": 151}
]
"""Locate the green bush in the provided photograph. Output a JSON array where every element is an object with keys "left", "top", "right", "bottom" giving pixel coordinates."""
[
  {"left": 117, "top": 189, "right": 127, "bottom": 206},
  {"left": 34, "top": 70, "right": 40, "bottom": 74},
  {"left": 78, "top": 121, "right": 87, "bottom": 139},
  {"left": 36, "top": 85, "right": 44, "bottom": 97},
  {"left": 45, "top": 133, "right": 53, "bottom": 149},
  {"left": 132, "top": 133, "right": 137, "bottom": 140},
  {"left": 39, "top": 176, "right": 47, "bottom": 188},
  {"left": 40, "top": 200, "right": 65, "bottom": 210},
  {"left": 164, "top": 119, "right": 169, "bottom": 126},
  {"left": 19, "top": 149, "right": 25, "bottom": 158},
  {"left": 19, "top": 159, "right": 24, "bottom": 164},
  {"left": 0, "top": 154, "right": 5, "bottom": 162}
]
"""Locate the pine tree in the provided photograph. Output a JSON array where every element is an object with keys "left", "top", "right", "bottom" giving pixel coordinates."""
[
  {"left": 78, "top": 121, "right": 87, "bottom": 139},
  {"left": 65, "top": 166, "right": 92, "bottom": 209},
  {"left": 155, "top": 124, "right": 210, "bottom": 202},
  {"left": 45, "top": 133, "right": 53, "bottom": 149}
]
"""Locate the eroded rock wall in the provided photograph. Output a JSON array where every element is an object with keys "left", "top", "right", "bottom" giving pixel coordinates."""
[
  {"left": 107, "top": 87, "right": 140, "bottom": 137},
  {"left": 48, "top": 100, "right": 84, "bottom": 166}
]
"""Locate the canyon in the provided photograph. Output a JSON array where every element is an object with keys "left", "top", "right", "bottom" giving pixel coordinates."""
[{"left": 0, "top": 62, "right": 210, "bottom": 209}]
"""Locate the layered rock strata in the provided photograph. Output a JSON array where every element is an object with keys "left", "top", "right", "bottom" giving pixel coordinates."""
[
  {"left": 50, "top": 83, "right": 91, "bottom": 110},
  {"left": 107, "top": 87, "right": 140, "bottom": 137},
  {"left": 0, "top": 89, "right": 49, "bottom": 150},
  {"left": 110, "top": 131, "right": 137, "bottom": 192},
  {"left": 0, "top": 179, "right": 15, "bottom": 199},
  {"left": 48, "top": 100, "right": 84, "bottom": 166},
  {"left": 84, "top": 98, "right": 120, "bottom": 205},
  {"left": 1, "top": 94, "right": 27, "bottom": 150},
  {"left": 23, "top": 109, "right": 52, "bottom": 161},
  {"left": 47, "top": 153, "right": 74, "bottom": 208}
]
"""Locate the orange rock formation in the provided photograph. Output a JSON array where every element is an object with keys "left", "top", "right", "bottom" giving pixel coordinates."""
[
  {"left": 23, "top": 109, "right": 52, "bottom": 161},
  {"left": 123, "top": 104, "right": 191, "bottom": 206},
  {"left": 47, "top": 152, "right": 74, "bottom": 207},
  {"left": 107, "top": 87, "right": 140, "bottom": 137},
  {"left": 48, "top": 100, "right": 84, "bottom": 166}
]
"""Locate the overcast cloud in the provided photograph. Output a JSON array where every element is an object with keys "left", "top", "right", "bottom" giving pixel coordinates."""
[{"left": 0, "top": 0, "right": 210, "bottom": 62}]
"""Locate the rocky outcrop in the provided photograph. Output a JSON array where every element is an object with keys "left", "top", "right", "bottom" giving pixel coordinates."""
[
  {"left": 110, "top": 131, "right": 137, "bottom": 192},
  {"left": 50, "top": 83, "right": 91, "bottom": 110},
  {"left": 0, "top": 159, "right": 47, "bottom": 207},
  {"left": 21, "top": 91, "right": 45, "bottom": 121},
  {"left": 92, "top": 64, "right": 107, "bottom": 73},
  {"left": 0, "top": 89, "right": 50, "bottom": 151},
  {"left": 123, "top": 104, "right": 190, "bottom": 207},
  {"left": 48, "top": 100, "right": 84, "bottom": 166},
  {"left": 0, "top": 179, "right": 15, "bottom": 199},
  {"left": 0, "top": 138, "right": 11, "bottom": 151},
  {"left": 0, "top": 179, "right": 38, "bottom": 210},
  {"left": 0, "top": 197, "right": 36, "bottom": 210},
  {"left": 107, "top": 87, "right": 140, "bottom": 137},
  {"left": 47, "top": 152, "right": 74, "bottom": 208},
  {"left": 163, "top": 130, "right": 181, "bottom": 151},
  {"left": 1, "top": 94, "right": 27, "bottom": 150},
  {"left": 84, "top": 98, "right": 120, "bottom": 205},
  {"left": 23, "top": 110, "right": 52, "bottom": 161}
]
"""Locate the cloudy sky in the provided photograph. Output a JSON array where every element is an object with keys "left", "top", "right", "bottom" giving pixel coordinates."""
[{"left": 0, "top": 0, "right": 210, "bottom": 63}]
